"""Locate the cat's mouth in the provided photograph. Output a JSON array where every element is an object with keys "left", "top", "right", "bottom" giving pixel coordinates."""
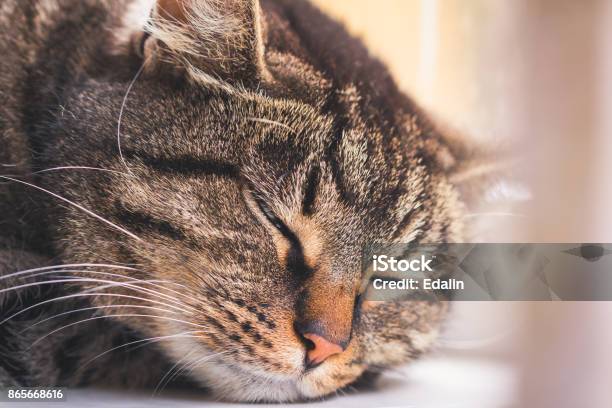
[{"left": 166, "top": 336, "right": 364, "bottom": 402}]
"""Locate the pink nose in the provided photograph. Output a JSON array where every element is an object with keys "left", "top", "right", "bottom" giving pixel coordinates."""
[{"left": 302, "top": 333, "right": 344, "bottom": 366}]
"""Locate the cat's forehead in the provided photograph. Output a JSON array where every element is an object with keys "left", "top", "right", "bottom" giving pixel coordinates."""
[
  {"left": 106, "top": 79, "right": 430, "bottom": 183},
  {"left": 69, "top": 75, "right": 435, "bottom": 210}
]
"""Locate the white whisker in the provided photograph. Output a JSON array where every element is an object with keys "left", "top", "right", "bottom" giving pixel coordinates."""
[
  {"left": 184, "top": 350, "right": 228, "bottom": 376},
  {"left": 117, "top": 60, "right": 147, "bottom": 175},
  {"left": 28, "top": 313, "right": 208, "bottom": 348},
  {"left": 52, "top": 275, "right": 197, "bottom": 311},
  {"left": 155, "top": 349, "right": 232, "bottom": 395},
  {"left": 23, "top": 304, "right": 180, "bottom": 332},
  {"left": 162, "top": 348, "right": 232, "bottom": 395},
  {"left": 154, "top": 347, "right": 199, "bottom": 395},
  {"left": 160, "top": 350, "right": 225, "bottom": 392},
  {"left": 83, "top": 331, "right": 204, "bottom": 369},
  {"left": 26, "top": 269, "right": 192, "bottom": 298},
  {"left": 0, "top": 290, "right": 191, "bottom": 326},
  {"left": 33, "top": 166, "right": 134, "bottom": 177},
  {"left": 0, "top": 277, "right": 197, "bottom": 313},
  {"left": 0, "top": 176, "right": 142, "bottom": 241},
  {"left": 0, "top": 263, "right": 136, "bottom": 282}
]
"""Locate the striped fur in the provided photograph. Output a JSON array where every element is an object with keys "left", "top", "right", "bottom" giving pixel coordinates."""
[{"left": 0, "top": 0, "right": 480, "bottom": 402}]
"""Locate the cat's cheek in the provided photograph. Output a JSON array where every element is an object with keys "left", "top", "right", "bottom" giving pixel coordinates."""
[{"left": 357, "top": 301, "right": 447, "bottom": 368}]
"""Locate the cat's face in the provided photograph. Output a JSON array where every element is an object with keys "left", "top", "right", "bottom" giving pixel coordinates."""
[{"left": 41, "top": 0, "right": 471, "bottom": 402}]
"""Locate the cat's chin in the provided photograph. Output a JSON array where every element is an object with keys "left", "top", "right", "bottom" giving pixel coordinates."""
[
  {"left": 190, "top": 360, "right": 305, "bottom": 402},
  {"left": 161, "top": 331, "right": 365, "bottom": 402},
  {"left": 188, "top": 359, "right": 364, "bottom": 403}
]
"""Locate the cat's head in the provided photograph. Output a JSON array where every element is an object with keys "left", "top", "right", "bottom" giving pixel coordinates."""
[{"left": 41, "top": 0, "right": 494, "bottom": 402}]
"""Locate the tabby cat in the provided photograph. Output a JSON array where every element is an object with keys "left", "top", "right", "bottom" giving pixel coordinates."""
[{"left": 0, "top": 0, "right": 488, "bottom": 402}]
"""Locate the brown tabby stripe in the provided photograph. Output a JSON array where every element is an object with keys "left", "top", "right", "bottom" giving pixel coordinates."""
[{"left": 132, "top": 153, "right": 240, "bottom": 178}]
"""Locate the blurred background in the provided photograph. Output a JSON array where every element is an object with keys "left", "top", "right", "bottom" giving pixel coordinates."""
[{"left": 311, "top": 1, "right": 612, "bottom": 407}]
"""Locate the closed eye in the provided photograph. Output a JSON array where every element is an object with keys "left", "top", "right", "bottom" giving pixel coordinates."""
[
  {"left": 249, "top": 190, "right": 299, "bottom": 245},
  {"left": 245, "top": 187, "right": 313, "bottom": 279}
]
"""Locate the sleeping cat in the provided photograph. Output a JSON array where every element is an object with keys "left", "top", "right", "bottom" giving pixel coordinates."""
[{"left": 0, "top": 0, "right": 488, "bottom": 402}]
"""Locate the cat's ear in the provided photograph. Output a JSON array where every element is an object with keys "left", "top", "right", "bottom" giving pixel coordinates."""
[
  {"left": 427, "top": 129, "right": 528, "bottom": 210},
  {"left": 428, "top": 130, "right": 529, "bottom": 239},
  {"left": 141, "top": 0, "right": 269, "bottom": 86},
  {"left": 448, "top": 147, "right": 524, "bottom": 210}
]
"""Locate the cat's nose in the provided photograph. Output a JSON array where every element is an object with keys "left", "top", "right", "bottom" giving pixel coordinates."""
[
  {"left": 301, "top": 331, "right": 345, "bottom": 367},
  {"left": 293, "top": 279, "right": 355, "bottom": 367}
]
